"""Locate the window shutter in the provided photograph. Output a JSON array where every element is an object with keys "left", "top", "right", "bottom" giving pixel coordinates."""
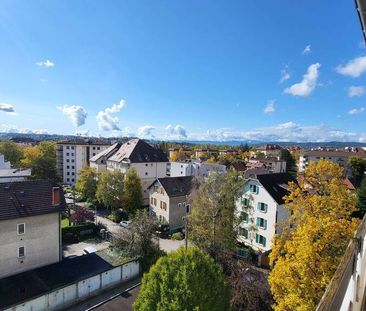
[
  {"left": 255, "top": 234, "right": 259, "bottom": 243},
  {"left": 257, "top": 202, "right": 261, "bottom": 211},
  {"left": 263, "top": 236, "right": 266, "bottom": 247},
  {"left": 256, "top": 186, "right": 259, "bottom": 194},
  {"left": 264, "top": 204, "right": 268, "bottom": 213},
  {"left": 256, "top": 218, "right": 260, "bottom": 226},
  {"left": 264, "top": 220, "right": 267, "bottom": 230}
]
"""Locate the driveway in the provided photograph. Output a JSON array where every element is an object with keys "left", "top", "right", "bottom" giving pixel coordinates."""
[{"left": 63, "top": 240, "right": 110, "bottom": 257}]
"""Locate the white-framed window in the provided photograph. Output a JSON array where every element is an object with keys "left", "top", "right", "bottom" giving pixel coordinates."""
[
  {"left": 178, "top": 203, "right": 182, "bottom": 208},
  {"left": 255, "top": 234, "right": 266, "bottom": 247},
  {"left": 242, "top": 198, "right": 249, "bottom": 207},
  {"left": 18, "top": 246, "right": 25, "bottom": 258},
  {"left": 256, "top": 217, "right": 267, "bottom": 229},
  {"left": 249, "top": 184, "right": 259, "bottom": 194},
  {"left": 186, "top": 204, "right": 191, "bottom": 213},
  {"left": 17, "top": 223, "right": 25, "bottom": 235},
  {"left": 257, "top": 202, "right": 268, "bottom": 213}
]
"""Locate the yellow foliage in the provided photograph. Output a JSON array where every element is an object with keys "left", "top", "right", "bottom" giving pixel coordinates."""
[{"left": 269, "top": 160, "right": 359, "bottom": 311}]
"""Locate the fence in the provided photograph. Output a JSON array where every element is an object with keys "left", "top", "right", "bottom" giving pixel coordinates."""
[{"left": 3, "top": 260, "right": 140, "bottom": 311}]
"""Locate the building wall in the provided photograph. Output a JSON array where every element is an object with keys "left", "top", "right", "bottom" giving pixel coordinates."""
[
  {"left": 149, "top": 184, "right": 170, "bottom": 224},
  {"left": 0, "top": 154, "right": 11, "bottom": 169},
  {"left": 169, "top": 162, "right": 192, "bottom": 177},
  {"left": 236, "top": 179, "right": 281, "bottom": 252},
  {"left": 0, "top": 213, "right": 61, "bottom": 279},
  {"left": 168, "top": 195, "right": 189, "bottom": 230},
  {"left": 299, "top": 155, "right": 348, "bottom": 173}
]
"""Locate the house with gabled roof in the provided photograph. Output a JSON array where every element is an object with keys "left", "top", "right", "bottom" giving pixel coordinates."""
[
  {"left": 236, "top": 173, "right": 295, "bottom": 253},
  {"left": 106, "top": 139, "right": 169, "bottom": 205},
  {"left": 148, "top": 176, "right": 193, "bottom": 231},
  {"left": 0, "top": 180, "right": 66, "bottom": 279}
]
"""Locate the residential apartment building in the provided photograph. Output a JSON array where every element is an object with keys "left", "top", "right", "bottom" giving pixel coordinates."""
[
  {"left": 106, "top": 139, "right": 169, "bottom": 205},
  {"left": 169, "top": 160, "right": 226, "bottom": 178},
  {"left": 148, "top": 176, "right": 193, "bottom": 231},
  {"left": 0, "top": 153, "right": 31, "bottom": 183},
  {"left": 299, "top": 148, "right": 366, "bottom": 175},
  {"left": 236, "top": 173, "right": 295, "bottom": 253},
  {"left": 254, "top": 144, "right": 283, "bottom": 158},
  {"left": 0, "top": 180, "right": 65, "bottom": 279},
  {"left": 56, "top": 139, "right": 110, "bottom": 185},
  {"left": 247, "top": 157, "right": 286, "bottom": 174},
  {"left": 90, "top": 142, "right": 122, "bottom": 173}
]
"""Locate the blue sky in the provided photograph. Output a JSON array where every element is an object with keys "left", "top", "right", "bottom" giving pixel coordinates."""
[{"left": 0, "top": 0, "right": 366, "bottom": 142}]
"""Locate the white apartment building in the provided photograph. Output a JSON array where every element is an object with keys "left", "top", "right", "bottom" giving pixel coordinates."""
[
  {"left": 106, "top": 139, "right": 169, "bottom": 205},
  {"left": 236, "top": 173, "right": 294, "bottom": 253},
  {"left": 299, "top": 149, "right": 366, "bottom": 174},
  {"left": 0, "top": 153, "right": 31, "bottom": 183},
  {"left": 90, "top": 142, "right": 122, "bottom": 173},
  {"left": 169, "top": 161, "right": 226, "bottom": 178},
  {"left": 56, "top": 139, "right": 110, "bottom": 185}
]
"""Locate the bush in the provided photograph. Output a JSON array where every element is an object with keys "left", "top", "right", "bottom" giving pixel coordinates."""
[
  {"left": 62, "top": 223, "right": 97, "bottom": 244},
  {"left": 108, "top": 209, "right": 128, "bottom": 223},
  {"left": 171, "top": 232, "right": 184, "bottom": 240}
]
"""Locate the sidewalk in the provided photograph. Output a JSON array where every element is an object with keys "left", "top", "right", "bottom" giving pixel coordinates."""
[{"left": 64, "top": 277, "right": 141, "bottom": 311}]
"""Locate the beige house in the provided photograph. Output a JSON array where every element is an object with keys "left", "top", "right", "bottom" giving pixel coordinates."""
[
  {"left": 0, "top": 180, "right": 65, "bottom": 279},
  {"left": 148, "top": 176, "right": 193, "bottom": 231}
]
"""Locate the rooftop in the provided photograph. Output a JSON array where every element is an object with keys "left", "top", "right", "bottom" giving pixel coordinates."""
[
  {"left": 90, "top": 142, "right": 122, "bottom": 162},
  {"left": 151, "top": 176, "right": 193, "bottom": 197},
  {"left": 0, "top": 180, "right": 65, "bottom": 221},
  {"left": 108, "top": 139, "right": 168, "bottom": 163}
]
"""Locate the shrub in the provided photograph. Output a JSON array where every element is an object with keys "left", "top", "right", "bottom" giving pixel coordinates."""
[
  {"left": 171, "top": 232, "right": 184, "bottom": 240},
  {"left": 62, "top": 223, "right": 97, "bottom": 244}
]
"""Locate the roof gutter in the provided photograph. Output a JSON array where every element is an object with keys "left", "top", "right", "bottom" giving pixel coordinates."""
[{"left": 355, "top": 0, "right": 366, "bottom": 43}]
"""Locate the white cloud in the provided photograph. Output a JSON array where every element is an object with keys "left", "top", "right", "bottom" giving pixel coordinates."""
[
  {"left": 279, "top": 68, "right": 290, "bottom": 84},
  {"left": 36, "top": 59, "right": 55, "bottom": 68},
  {"left": 302, "top": 45, "right": 311, "bottom": 55},
  {"left": 0, "top": 103, "right": 15, "bottom": 113},
  {"left": 348, "top": 107, "right": 365, "bottom": 115},
  {"left": 336, "top": 56, "right": 366, "bottom": 77},
  {"left": 58, "top": 105, "right": 87, "bottom": 127},
  {"left": 348, "top": 86, "right": 365, "bottom": 97},
  {"left": 284, "top": 63, "right": 321, "bottom": 96},
  {"left": 137, "top": 125, "right": 155, "bottom": 138},
  {"left": 165, "top": 124, "right": 187, "bottom": 138},
  {"left": 0, "top": 124, "right": 48, "bottom": 135},
  {"left": 96, "top": 99, "right": 126, "bottom": 131},
  {"left": 186, "top": 121, "right": 366, "bottom": 143},
  {"left": 264, "top": 100, "right": 275, "bottom": 114}
]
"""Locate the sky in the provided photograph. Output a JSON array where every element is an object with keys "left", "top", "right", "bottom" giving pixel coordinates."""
[{"left": 0, "top": 0, "right": 366, "bottom": 142}]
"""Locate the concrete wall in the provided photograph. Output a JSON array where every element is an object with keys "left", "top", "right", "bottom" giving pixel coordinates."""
[
  {"left": 0, "top": 213, "right": 61, "bottom": 279},
  {"left": 168, "top": 196, "right": 189, "bottom": 230},
  {"left": 4, "top": 260, "right": 140, "bottom": 311}
]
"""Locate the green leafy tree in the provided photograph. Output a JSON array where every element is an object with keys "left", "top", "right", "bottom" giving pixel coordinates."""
[
  {"left": 111, "top": 210, "right": 162, "bottom": 271},
  {"left": 0, "top": 140, "right": 23, "bottom": 167},
  {"left": 348, "top": 157, "right": 366, "bottom": 182},
  {"left": 75, "top": 166, "right": 98, "bottom": 202},
  {"left": 280, "top": 149, "right": 297, "bottom": 178},
  {"left": 189, "top": 171, "right": 244, "bottom": 262},
  {"left": 21, "top": 141, "right": 58, "bottom": 180},
  {"left": 96, "top": 169, "right": 124, "bottom": 210},
  {"left": 123, "top": 168, "right": 143, "bottom": 215},
  {"left": 133, "top": 247, "right": 231, "bottom": 311},
  {"left": 355, "top": 177, "right": 366, "bottom": 218}
]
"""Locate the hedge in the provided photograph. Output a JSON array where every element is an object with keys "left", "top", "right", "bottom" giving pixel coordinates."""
[{"left": 62, "top": 223, "right": 97, "bottom": 244}]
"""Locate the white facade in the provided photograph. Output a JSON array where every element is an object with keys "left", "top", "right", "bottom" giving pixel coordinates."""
[
  {"left": 169, "top": 161, "right": 226, "bottom": 178},
  {"left": 236, "top": 178, "right": 290, "bottom": 252},
  {"left": 57, "top": 143, "right": 110, "bottom": 185},
  {"left": 247, "top": 158, "right": 286, "bottom": 174},
  {"left": 0, "top": 153, "right": 31, "bottom": 183},
  {"left": 0, "top": 154, "right": 11, "bottom": 169}
]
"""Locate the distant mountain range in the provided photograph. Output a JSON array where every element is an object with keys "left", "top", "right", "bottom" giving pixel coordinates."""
[{"left": 1, "top": 132, "right": 366, "bottom": 149}]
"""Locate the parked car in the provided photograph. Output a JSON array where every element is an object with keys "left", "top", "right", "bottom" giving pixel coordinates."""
[
  {"left": 120, "top": 220, "right": 131, "bottom": 228},
  {"left": 64, "top": 193, "right": 74, "bottom": 199},
  {"left": 83, "top": 246, "right": 96, "bottom": 255}
]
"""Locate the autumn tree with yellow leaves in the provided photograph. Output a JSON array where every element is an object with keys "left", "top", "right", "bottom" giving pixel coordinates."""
[{"left": 269, "top": 159, "right": 359, "bottom": 311}]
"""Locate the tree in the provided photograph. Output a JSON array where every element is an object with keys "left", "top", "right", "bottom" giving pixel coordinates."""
[
  {"left": 75, "top": 166, "right": 98, "bottom": 202},
  {"left": 96, "top": 169, "right": 124, "bottom": 210},
  {"left": 111, "top": 210, "right": 161, "bottom": 271},
  {"left": 122, "top": 168, "right": 143, "bottom": 215},
  {"left": 0, "top": 140, "right": 23, "bottom": 167},
  {"left": 133, "top": 247, "right": 231, "bottom": 311},
  {"left": 69, "top": 206, "right": 95, "bottom": 224},
  {"left": 21, "top": 141, "right": 58, "bottom": 180},
  {"left": 269, "top": 160, "right": 360, "bottom": 311},
  {"left": 348, "top": 157, "right": 366, "bottom": 182},
  {"left": 280, "top": 149, "right": 297, "bottom": 178},
  {"left": 355, "top": 177, "right": 366, "bottom": 218},
  {"left": 189, "top": 171, "right": 244, "bottom": 262}
]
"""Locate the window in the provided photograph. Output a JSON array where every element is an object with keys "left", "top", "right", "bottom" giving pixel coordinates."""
[
  {"left": 256, "top": 217, "right": 267, "bottom": 229},
  {"left": 18, "top": 246, "right": 25, "bottom": 258},
  {"left": 92, "top": 147, "right": 95, "bottom": 150},
  {"left": 66, "top": 159, "right": 69, "bottom": 163},
  {"left": 67, "top": 178, "right": 70, "bottom": 182},
  {"left": 66, "top": 146, "right": 70, "bottom": 149},
  {"left": 153, "top": 198, "right": 157, "bottom": 206},
  {"left": 66, "top": 153, "right": 69, "bottom": 156},
  {"left": 255, "top": 234, "right": 266, "bottom": 247},
  {"left": 52, "top": 187, "right": 61, "bottom": 205},
  {"left": 67, "top": 165, "right": 69, "bottom": 169},
  {"left": 97, "top": 147, "right": 100, "bottom": 150},
  {"left": 249, "top": 184, "right": 259, "bottom": 194},
  {"left": 242, "top": 198, "right": 249, "bottom": 207},
  {"left": 72, "top": 172, "right": 75, "bottom": 175},
  {"left": 17, "top": 223, "right": 25, "bottom": 235},
  {"left": 186, "top": 204, "right": 191, "bottom": 213},
  {"left": 71, "top": 178, "right": 75, "bottom": 182},
  {"left": 241, "top": 212, "right": 249, "bottom": 223},
  {"left": 160, "top": 201, "right": 167, "bottom": 211},
  {"left": 240, "top": 228, "right": 248, "bottom": 239},
  {"left": 257, "top": 202, "right": 268, "bottom": 213},
  {"left": 71, "top": 159, "right": 74, "bottom": 163},
  {"left": 145, "top": 172, "right": 148, "bottom": 176},
  {"left": 178, "top": 203, "right": 182, "bottom": 208},
  {"left": 145, "top": 163, "right": 148, "bottom": 166},
  {"left": 71, "top": 146, "right": 74, "bottom": 150},
  {"left": 150, "top": 197, "right": 154, "bottom": 205},
  {"left": 67, "top": 172, "right": 70, "bottom": 175},
  {"left": 72, "top": 166, "right": 75, "bottom": 169}
]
